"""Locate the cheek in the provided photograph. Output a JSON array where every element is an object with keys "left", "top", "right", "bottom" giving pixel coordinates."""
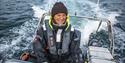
[
  {"left": 63, "top": 17, "right": 66, "bottom": 22},
  {"left": 54, "top": 18, "right": 59, "bottom": 22}
]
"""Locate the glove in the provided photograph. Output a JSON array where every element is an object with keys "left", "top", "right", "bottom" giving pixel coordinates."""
[
  {"left": 20, "top": 52, "right": 29, "bottom": 61},
  {"left": 43, "top": 62, "right": 48, "bottom": 63}
]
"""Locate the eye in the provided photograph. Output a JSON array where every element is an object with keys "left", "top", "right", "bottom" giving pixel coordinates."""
[
  {"left": 57, "top": 14, "right": 61, "bottom": 17},
  {"left": 62, "top": 14, "right": 66, "bottom": 17}
]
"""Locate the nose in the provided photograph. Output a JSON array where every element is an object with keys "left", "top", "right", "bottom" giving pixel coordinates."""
[{"left": 60, "top": 16, "right": 64, "bottom": 20}]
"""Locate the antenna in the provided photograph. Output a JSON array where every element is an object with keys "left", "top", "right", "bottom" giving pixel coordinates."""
[{"left": 94, "top": 0, "right": 100, "bottom": 18}]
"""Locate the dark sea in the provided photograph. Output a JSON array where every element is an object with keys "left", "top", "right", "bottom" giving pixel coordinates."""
[{"left": 0, "top": 0, "right": 125, "bottom": 63}]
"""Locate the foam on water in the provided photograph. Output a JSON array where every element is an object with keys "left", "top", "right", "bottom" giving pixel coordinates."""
[{"left": 32, "top": 5, "right": 46, "bottom": 20}]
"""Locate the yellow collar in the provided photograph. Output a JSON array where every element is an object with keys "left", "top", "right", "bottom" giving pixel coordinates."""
[{"left": 49, "top": 15, "right": 70, "bottom": 31}]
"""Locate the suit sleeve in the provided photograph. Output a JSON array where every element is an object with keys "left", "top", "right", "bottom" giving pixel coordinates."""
[
  {"left": 69, "top": 30, "right": 82, "bottom": 63},
  {"left": 32, "top": 26, "right": 48, "bottom": 63}
]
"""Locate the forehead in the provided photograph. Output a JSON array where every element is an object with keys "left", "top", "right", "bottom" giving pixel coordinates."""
[{"left": 55, "top": 13, "right": 66, "bottom": 16}]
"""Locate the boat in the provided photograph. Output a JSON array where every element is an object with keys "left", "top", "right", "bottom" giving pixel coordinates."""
[{"left": 1, "top": 13, "right": 116, "bottom": 63}]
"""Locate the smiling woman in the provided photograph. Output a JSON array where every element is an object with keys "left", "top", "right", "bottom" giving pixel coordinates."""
[{"left": 32, "top": 2, "right": 82, "bottom": 63}]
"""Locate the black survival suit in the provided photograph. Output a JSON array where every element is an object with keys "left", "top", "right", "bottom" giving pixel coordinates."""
[{"left": 33, "top": 20, "right": 82, "bottom": 63}]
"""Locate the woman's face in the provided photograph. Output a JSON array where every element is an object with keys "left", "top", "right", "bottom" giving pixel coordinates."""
[{"left": 53, "top": 13, "right": 66, "bottom": 25}]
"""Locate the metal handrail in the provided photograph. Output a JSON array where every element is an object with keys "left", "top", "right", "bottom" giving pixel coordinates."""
[{"left": 70, "top": 15, "right": 114, "bottom": 55}]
